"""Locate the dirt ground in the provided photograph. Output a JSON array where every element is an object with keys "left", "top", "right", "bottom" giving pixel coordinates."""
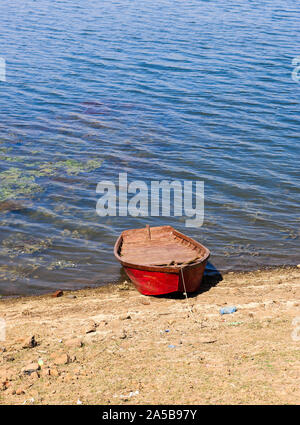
[{"left": 0, "top": 266, "right": 299, "bottom": 405}]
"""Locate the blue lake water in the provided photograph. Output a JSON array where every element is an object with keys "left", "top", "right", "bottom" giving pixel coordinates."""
[{"left": 0, "top": 0, "right": 299, "bottom": 296}]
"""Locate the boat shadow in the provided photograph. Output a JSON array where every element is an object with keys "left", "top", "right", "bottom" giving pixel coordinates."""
[{"left": 152, "top": 261, "right": 223, "bottom": 300}]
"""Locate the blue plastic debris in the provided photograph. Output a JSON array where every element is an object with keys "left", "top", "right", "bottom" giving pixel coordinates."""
[
  {"left": 168, "top": 345, "right": 175, "bottom": 348},
  {"left": 220, "top": 306, "right": 237, "bottom": 315}
]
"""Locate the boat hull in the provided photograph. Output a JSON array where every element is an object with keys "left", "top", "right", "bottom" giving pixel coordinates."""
[
  {"left": 114, "top": 225, "right": 210, "bottom": 296},
  {"left": 124, "top": 260, "right": 208, "bottom": 296}
]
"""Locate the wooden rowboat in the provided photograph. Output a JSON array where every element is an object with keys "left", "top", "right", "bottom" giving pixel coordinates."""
[{"left": 114, "top": 225, "right": 210, "bottom": 295}]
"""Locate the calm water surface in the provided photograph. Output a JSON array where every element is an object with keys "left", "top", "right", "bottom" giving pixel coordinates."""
[{"left": 0, "top": 0, "right": 299, "bottom": 295}]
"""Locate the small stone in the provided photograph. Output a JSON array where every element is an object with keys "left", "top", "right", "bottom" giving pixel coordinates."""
[
  {"left": 119, "top": 330, "right": 127, "bottom": 339},
  {"left": 85, "top": 321, "right": 98, "bottom": 334},
  {"left": 22, "top": 363, "right": 40, "bottom": 375},
  {"left": 41, "top": 368, "right": 50, "bottom": 377},
  {"left": 22, "top": 336, "right": 38, "bottom": 349},
  {"left": 66, "top": 295, "right": 77, "bottom": 299},
  {"left": 140, "top": 299, "right": 150, "bottom": 305},
  {"left": 52, "top": 353, "right": 70, "bottom": 365},
  {"left": 52, "top": 290, "right": 63, "bottom": 298},
  {"left": 64, "top": 338, "right": 83, "bottom": 348},
  {"left": 16, "top": 388, "right": 25, "bottom": 395},
  {"left": 4, "top": 355, "right": 15, "bottom": 362},
  {"left": 297, "top": 264, "right": 300, "bottom": 268},
  {"left": 2, "top": 380, "right": 10, "bottom": 390},
  {"left": 120, "top": 314, "right": 131, "bottom": 320},
  {"left": 49, "top": 368, "right": 59, "bottom": 377}
]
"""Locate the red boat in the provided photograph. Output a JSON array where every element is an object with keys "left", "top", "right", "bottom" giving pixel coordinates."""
[{"left": 114, "top": 225, "right": 210, "bottom": 296}]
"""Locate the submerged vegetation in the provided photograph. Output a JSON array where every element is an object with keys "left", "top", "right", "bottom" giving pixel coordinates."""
[
  {"left": 0, "top": 150, "right": 103, "bottom": 284},
  {"left": 2, "top": 233, "right": 53, "bottom": 256},
  {"left": 0, "top": 156, "right": 103, "bottom": 203}
]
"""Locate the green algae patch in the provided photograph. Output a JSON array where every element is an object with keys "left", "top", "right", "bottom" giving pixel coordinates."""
[
  {"left": 47, "top": 259, "right": 77, "bottom": 270},
  {"left": 0, "top": 167, "right": 42, "bottom": 202},
  {"left": 37, "top": 159, "right": 103, "bottom": 176},
  {"left": 0, "top": 158, "right": 103, "bottom": 203},
  {"left": 2, "top": 233, "right": 53, "bottom": 256}
]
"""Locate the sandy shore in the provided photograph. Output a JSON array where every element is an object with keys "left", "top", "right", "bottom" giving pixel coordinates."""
[{"left": 0, "top": 266, "right": 299, "bottom": 405}]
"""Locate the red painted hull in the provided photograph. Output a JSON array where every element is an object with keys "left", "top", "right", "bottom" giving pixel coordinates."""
[
  {"left": 124, "top": 260, "right": 208, "bottom": 296},
  {"left": 114, "top": 225, "right": 210, "bottom": 296}
]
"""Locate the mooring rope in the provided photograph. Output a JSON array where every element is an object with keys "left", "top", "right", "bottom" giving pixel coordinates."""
[{"left": 180, "top": 267, "right": 204, "bottom": 329}]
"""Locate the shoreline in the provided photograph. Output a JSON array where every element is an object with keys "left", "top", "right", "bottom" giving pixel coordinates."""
[
  {"left": 1, "top": 263, "right": 299, "bottom": 300},
  {"left": 0, "top": 266, "right": 299, "bottom": 405}
]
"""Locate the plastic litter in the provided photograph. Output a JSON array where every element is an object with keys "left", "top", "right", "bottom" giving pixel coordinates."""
[{"left": 219, "top": 306, "right": 237, "bottom": 315}]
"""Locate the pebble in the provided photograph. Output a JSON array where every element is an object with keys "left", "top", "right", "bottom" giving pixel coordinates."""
[
  {"left": 119, "top": 330, "right": 127, "bottom": 339},
  {"left": 49, "top": 368, "right": 60, "bottom": 377},
  {"left": 3, "top": 355, "right": 15, "bottom": 362},
  {"left": 64, "top": 338, "right": 83, "bottom": 348},
  {"left": 22, "top": 336, "right": 38, "bottom": 349},
  {"left": 85, "top": 321, "right": 98, "bottom": 334},
  {"left": 22, "top": 363, "right": 40, "bottom": 375},
  {"left": 120, "top": 314, "right": 131, "bottom": 320},
  {"left": 52, "top": 353, "right": 71, "bottom": 365},
  {"left": 16, "top": 388, "right": 25, "bottom": 395}
]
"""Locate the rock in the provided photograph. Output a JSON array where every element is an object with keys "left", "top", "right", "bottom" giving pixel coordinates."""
[
  {"left": 22, "top": 363, "right": 40, "bottom": 375},
  {"left": 4, "top": 355, "right": 15, "bottom": 362},
  {"left": 52, "top": 353, "right": 70, "bottom": 365},
  {"left": 66, "top": 295, "right": 77, "bottom": 299},
  {"left": 22, "top": 336, "right": 38, "bottom": 349},
  {"left": 0, "top": 346, "right": 6, "bottom": 353},
  {"left": 52, "top": 290, "right": 63, "bottom": 298},
  {"left": 119, "top": 330, "right": 127, "bottom": 339},
  {"left": 1, "top": 380, "right": 10, "bottom": 391},
  {"left": 49, "top": 368, "right": 60, "bottom": 377},
  {"left": 85, "top": 321, "right": 98, "bottom": 334},
  {"left": 16, "top": 387, "right": 25, "bottom": 395},
  {"left": 41, "top": 368, "right": 50, "bottom": 377},
  {"left": 297, "top": 264, "right": 300, "bottom": 268},
  {"left": 120, "top": 314, "right": 131, "bottom": 320},
  {"left": 140, "top": 299, "right": 150, "bottom": 305},
  {"left": 64, "top": 338, "right": 83, "bottom": 348}
]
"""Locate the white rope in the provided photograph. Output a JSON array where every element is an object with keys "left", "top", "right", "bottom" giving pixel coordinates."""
[{"left": 180, "top": 267, "right": 204, "bottom": 329}]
